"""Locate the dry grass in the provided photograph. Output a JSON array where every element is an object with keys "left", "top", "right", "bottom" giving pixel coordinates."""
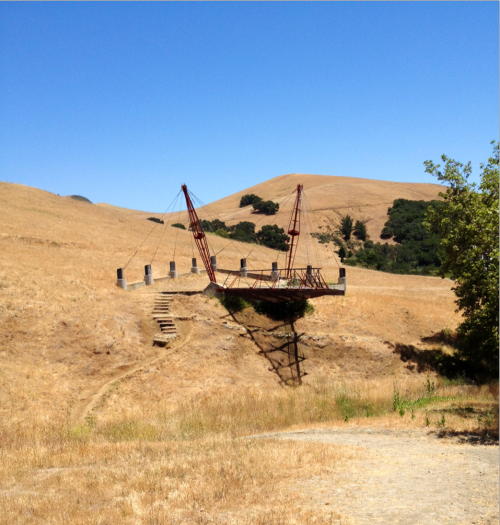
[
  {"left": 0, "top": 180, "right": 496, "bottom": 523},
  {"left": 1, "top": 375, "right": 497, "bottom": 524}
]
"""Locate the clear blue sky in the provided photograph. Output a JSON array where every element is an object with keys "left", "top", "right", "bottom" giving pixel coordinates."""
[{"left": 1, "top": 2, "right": 498, "bottom": 211}]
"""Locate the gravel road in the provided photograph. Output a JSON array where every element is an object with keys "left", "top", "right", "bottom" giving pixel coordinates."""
[{"left": 250, "top": 428, "right": 499, "bottom": 525}]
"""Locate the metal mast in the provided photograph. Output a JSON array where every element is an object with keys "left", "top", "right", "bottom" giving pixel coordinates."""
[
  {"left": 181, "top": 184, "right": 217, "bottom": 283},
  {"left": 285, "top": 184, "right": 303, "bottom": 279}
]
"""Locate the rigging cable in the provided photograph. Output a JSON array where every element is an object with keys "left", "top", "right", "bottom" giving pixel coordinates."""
[
  {"left": 124, "top": 189, "right": 182, "bottom": 270},
  {"left": 150, "top": 192, "right": 182, "bottom": 265}
]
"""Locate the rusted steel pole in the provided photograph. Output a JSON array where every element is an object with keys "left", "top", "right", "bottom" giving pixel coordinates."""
[{"left": 181, "top": 184, "right": 217, "bottom": 283}]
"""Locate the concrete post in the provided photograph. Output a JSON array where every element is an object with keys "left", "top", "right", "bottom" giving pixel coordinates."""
[
  {"left": 239, "top": 258, "right": 248, "bottom": 278},
  {"left": 169, "top": 261, "right": 178, "bottom": 279},
  {"left": 116, "top": 268, "right": 127, "bottom": 290},
  {"left": 144, "top": 264, "right": 154, "bottom": 286},
  {"left": 191, "top": 257, "right": 200, "bottom": 275},
  {"left": 338, "top": 267, "right": 347, "bottom": 290},
  {"left": 306, "top": 265, "right": 314, "bottom": 286},
  {"left": 211, "top": 255, "right": 218, "bottom": 271},
  {"left": 271, "top": 261, "right": 279, "bottom": 281}
]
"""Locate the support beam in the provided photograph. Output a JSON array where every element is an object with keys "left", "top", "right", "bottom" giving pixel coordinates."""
[{"left": 181, "top": 185, "right": 217, "bottom": 283}]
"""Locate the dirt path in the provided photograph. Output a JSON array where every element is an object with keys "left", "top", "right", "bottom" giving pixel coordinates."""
[
  {"left": 77, "top": 328, "right": 192, "bottom": 423},
  {"left": 250, "top": 428, "right": 499, "bottom": 525}
]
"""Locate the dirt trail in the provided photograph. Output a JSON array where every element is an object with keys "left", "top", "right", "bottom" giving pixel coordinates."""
[
  {"left": 250, "top": 428, "right": 499, "bottom": 525},
  {"left": 77, "top": 328, "right": 192, "bottom": 423}
]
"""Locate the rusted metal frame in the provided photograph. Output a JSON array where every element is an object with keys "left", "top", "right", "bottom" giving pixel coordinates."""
[
  {"left": 251, "top": 271, "right": 265, "bottom": 289},
  {"left": 181, "top": 185, "right": 217, "bottom": 283},
  {"left": 285, "top": 184, "right": 303, "bottom": 279}
]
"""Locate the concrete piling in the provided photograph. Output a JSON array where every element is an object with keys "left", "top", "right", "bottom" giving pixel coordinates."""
[
  {"left": 306, "top": 264, "right": 314, "bottom": 285},
  {"left": 338, "top": 267, "right": 346, "bottom": 290},
  {"left": 211, "top": 255, "right": 218, "bottom": 271},
  {"left": 116, "top": 268, "right": 127, "bottom": 290},
  {"left": 191, "top": 257, "right": 200, "bottom": 275},
  {"left": 169, "top": 261, "right": 178, "bottom": 279},
  {"left": 271, "top": 261, "right": 279, "bottom": 281},
  {"left": 144, "top": 264, "right": 154, "bottom": 286},
  {"left": 240, "top": 258, "right": 248, "bottom": 278}
]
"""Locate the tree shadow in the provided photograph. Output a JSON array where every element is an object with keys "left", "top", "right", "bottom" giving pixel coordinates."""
[
  {"left": 391, "top": 332, "right": 472, "bottom": 380},
  {"left": 432, "top": 428, "right": 499, "bottom": 446}
]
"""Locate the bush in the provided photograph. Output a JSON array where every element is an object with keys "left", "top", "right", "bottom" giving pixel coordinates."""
[
  {"left": 147, "top": 217, "right": 164, "bottom": 225},
  {"left": 171, "top": 223, "right": 185, "bottom": 229},
  {"left": 70, "top": 195, "right": 93, "bottom": 204},
  {"left": 215, "top": 229, "right": 229, "bottom": 238},
  {"left": 256, "top": 224, "right": 289, "bottom": 251},
  {"left": 240, "top": 194, "right": 262, "bottom": 208},
  {"left": 228, "top": 221, "right": 256, "bottom": 243},
  {"left": 219, "top": 294, "right": 249, "bottom": 313},
  {"left": 253, "top": 299, "right": 314, "bottom": 320},
  {"left": 252, "top": 200, "right": 279, "bottom": 215},
  {"left": 200, "top": 219, "right": 227, "bottom": 233}
]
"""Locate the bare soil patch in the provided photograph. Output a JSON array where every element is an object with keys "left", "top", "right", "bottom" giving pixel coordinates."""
[{"left": 250, "top": 428, "right": 499, "bottom": 525}]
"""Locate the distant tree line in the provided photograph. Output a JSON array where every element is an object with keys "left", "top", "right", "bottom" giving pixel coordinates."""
[
  {"left": 344, "top": 199, "right": 442, "bottom": 274},
  {"left": 200, "top": 218, "right": 289, "bottom": 251}
]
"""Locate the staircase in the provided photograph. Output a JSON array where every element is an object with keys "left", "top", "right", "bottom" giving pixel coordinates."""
[{"left": 152, "top": 294, "right": 177, "bottom": 346}]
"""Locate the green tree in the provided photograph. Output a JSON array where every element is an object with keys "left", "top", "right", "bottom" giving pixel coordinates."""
[
  {"left": 338, "top": 245, "right": 346, "bottom": 262},
  {"left": 229, "top": 221, "right": 256, "bottom": 243},
  {"left": 252, "top": 200, "right": 279, "bottom": 215},
  {"left": 354, "top": 220, "right": 367, "bottom": 241},
  {"left": 424, "top": 142, "right": 499, "bottom": 377},
  {"left": 256, "top": 224, "right": 289, "bottom": 251},
  {"left": 339, "top": 215, "right": 353, "bottom": 241},
  {"left": 239, "top": 194, "right": 262, "bottom": 207}
]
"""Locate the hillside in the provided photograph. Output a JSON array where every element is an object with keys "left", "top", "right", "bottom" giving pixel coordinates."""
[
  {"left": 0, "top": 179, "right": 460, "bottom": 427},
  {"left": 104, "top": 173, "right": 444, "bottom": 244}
]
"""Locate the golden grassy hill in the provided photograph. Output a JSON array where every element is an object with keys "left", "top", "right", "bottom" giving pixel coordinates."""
[
  {"left": 0, "top": 179, "right": 459, "bottom": 429},
  {"left": 104, "top": 173, "right": 444, "bottom": 243}
]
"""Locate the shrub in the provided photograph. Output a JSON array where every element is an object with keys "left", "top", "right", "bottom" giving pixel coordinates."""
[
  {"left": 338, "top": 246, "right": 346, "bottom": 262},
  {"left": 171, "top": 223, "right": 185, "bottom": 229},
  {"left": 199, "top": 219, "right": 227, "bottom": 233},
  {"left": 215, "top": 229, "right": 229, "bottom": 238},
  {"left": 147, "top": 217, "right": 164, "bottom": 225},
  {"left": 228, "top": 221, "right": 256, "bottom": 243},
  {"left": 219, "top": 294, "right": 249, "bottom": 313},
  {"left": 70, "top": 195, "right": 93, "bottom": 204},
  {"left": 239, "top": 194, "right": 262, "bottom": 207},
  {"left": 253, "top": 299, "right": 314, "bottom": 320},
  {"left": 256, "top": 224, "right": 289, "bottom": 251},
  {"left": 252, "top": 200, "right": 279, "bottom": 215}
]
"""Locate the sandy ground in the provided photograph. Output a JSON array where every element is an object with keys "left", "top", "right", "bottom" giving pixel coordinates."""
[{"left": 250, "top": 428, "right": 499, "bottom": 525}]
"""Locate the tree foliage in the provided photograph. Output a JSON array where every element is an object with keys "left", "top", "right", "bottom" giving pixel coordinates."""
[
  {"left": 344, "top": 199, "right": 442, "bottom": 275},
  {"left": 255, "top": 224, "right": 289, "bottom": 251},
  {"left": 339, "top": 215, "right": 353, "bottom": 240},
  {"left": 239, "top": 194, "right": 262, "bottom": 208},
  {"left": 253, "top": 299, "right": 314, "bottom": 320},
  {"left": 147, "top": 217, "right": 164, "bottom": 225},
  {"left": 354, "top": 220, "right": 367, "bottom": 241},
  {"left": 171, "top": 222, "right": 185, "bottom": 229},
  {"left": 424, "top": 143, "right": 499, "bottom": 377},
  {"left": 252, "top": 199, "right": 279, "bottom": 215},
  {"left": 228, "top": 221, "right": 256, "bottom": 243}
]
